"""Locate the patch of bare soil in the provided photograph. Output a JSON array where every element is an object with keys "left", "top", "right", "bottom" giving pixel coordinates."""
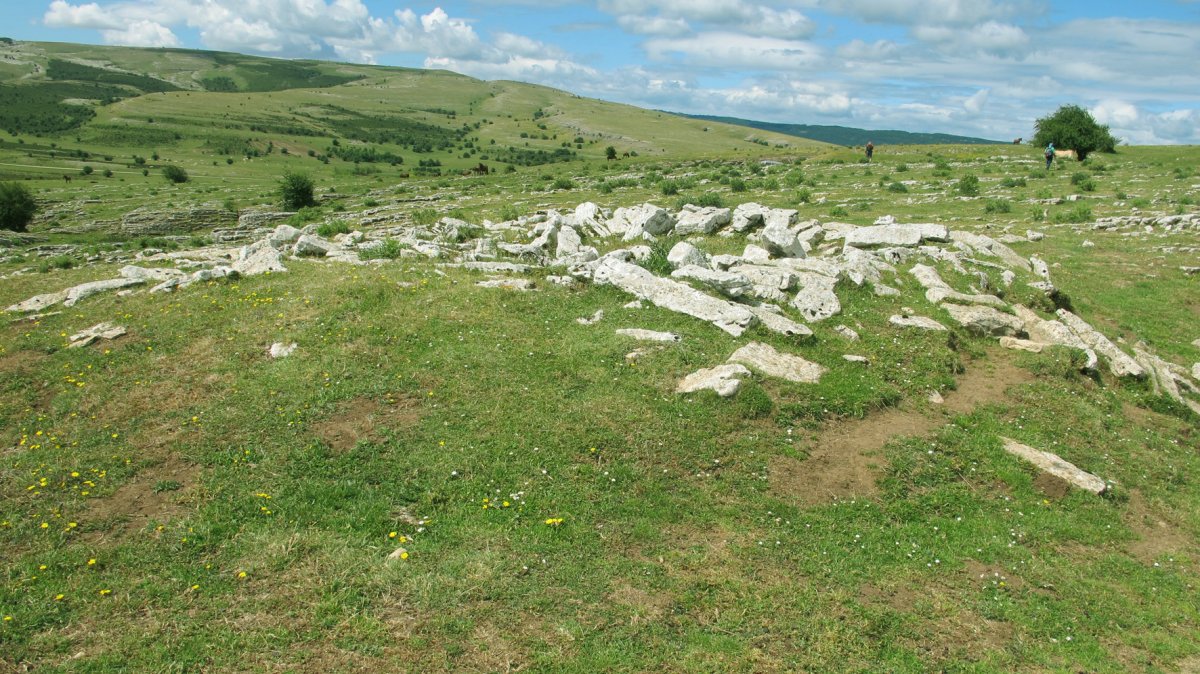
[
  {"left": 609, "top": 581, "right": 673, "bottom": 626},
  {"left": 772, "top": 351, "right": 1035, "bottom": 507},
  {"left": 0, "top": 349, "right": 54, "bottom": 412},
  {"left": 1123, "top": 490, "right": 1197, "bottom": 565},
  {"left": 86, "top": 455, "right": 201, "bottom": 538},
  {"left": 859, "top": 577, "right": 1014, "bottom": 660},
  {"left": 311, "top": 393, "right": 421, "bottom": 452}
]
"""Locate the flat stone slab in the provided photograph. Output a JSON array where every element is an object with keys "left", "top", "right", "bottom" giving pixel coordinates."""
[
  {"left": 844, "top": 223, "right": 949, "bottom": 249},
  {"left": 999, "top": 336, "right": 1045, "bottom": 353},
  {"left": 477, "top": 279, "right": 536, "bottom": 291},
  {"left": 269, "top": 342, "right": 298, "bottom": 359},
  {"left": 746, "top": 305, "right": 813, "bottom": 337},
  {"left": 1001, "top": 437, "right": 1107, "bottom": 495},
  {"left": 616, "top": 328, "right": 680, "bottom": 342},
  {"left": 68, "top": 322, "right": 126, "bottom": 348},
  {"left": 889, "top": 314, "right": 947, "bottom": 331},
  {"left": 1055, "top": 309, "right": 1145, "bottom": 378},
  {"left": 676, "top": 363, "right": 750, "bottom": 397},
  {"left": 594, "top": 258, "right": 756, "bottom": 337},
  {"left": 942, "top": 304, "right": 1024, "bottom": 337},
  {"left": 728, "top": 342, "right": 825, "bottom": 384}
]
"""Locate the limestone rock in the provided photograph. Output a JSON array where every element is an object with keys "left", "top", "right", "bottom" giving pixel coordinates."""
[
  {"left": 728, "top": 342, "right": 825, "bottom": 384},
  {"left": 999, "top": 336, "right": 1045, "bottom": 353},
  {"left": 64, "top": 278, "right": 144, "bottom": 307},
  {"left": 760, "top": 222, "right": 807, "bottom": 258},
  {"left": 791, "top": 273, "right": 840, "bottom": 322},
  {"left": 675, "top": 206, "right": 731, "bottom": 236},
  {"left": 266, "top": 225, "right": 304, "bottom": 249},
  {"left": 948, "top": 231, "right": 1032, "bottom": 271},
  {"left": 593, "top": 258, "right": 756, "bottom": 337},
  {"left": 7, "top": 290, "right": 70, "bottom": 313},
  {"left": 121, "top": 206, "right": 236, "bottom": 236},
  {"left": 844, "top": 223, "right": 949, "bottom": 249},
  {"left": 731, "top": 203, "right": 771, "bottom": 232},
  {"left": 835, "top": 325, "right": 860, "bottom": 341},
  {"left": 576, "top": 310, "right": 604, "bottom": 326},
  {"left": 293, "top": 234, "right": 337, "bottom": 257},
  {"left": 843, "top": 354, "right": 869, "bottom": 364},
  {"left": 269, "top": 342, "right": 298, "bottom": 359},
  {"left": 119, "top": 266, "right": 186, "bottom": 282},
  {"left": 233, "top": 240, "right": 287, "bottom": 276},
  {"left": 667, "top": 242, "right": 710, "bottom": 270},
  {"left": 909, "top": 264, "right": 1007, "bottom": 308},
  {"left": 671, "top": 265, "right": 753, "bottom": 298},
  {"left": 746, "top": 305, "right": 813, "bottom": 337},
  {"left": 477, "top": 279, "right": 536, "bottom": 291},
  {"left": 616, "top": 328, "right": 680, "bottom": 342},
  {"left": 68, "top": 322, "right": 126, "bottom": 348},
  {"left": 889, "top": 314, "right": 947, "bottom": 331},
  {"left": 1055, "top": 309, "right": 1145, "bottom": 378},
  {"left": 1001, "top": 438, "right": 1106, "bottom": 495},
  {"left": 676, "top": 364, "right": 751, "bottom": 397},
  {"left": 942, "top": 304, "right": 1024, "bottom": 337},
  {"left": 742, "top": 244, "right": 771, "bottom": 263},
  {"left": 612, "top": 204, "right": 674, "bottom": 241},
  {"left": 927, "top": 390, "right": 945, "bottom": 404}
]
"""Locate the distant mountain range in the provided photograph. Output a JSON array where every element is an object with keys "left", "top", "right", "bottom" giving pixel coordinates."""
[{"left": 679, "top": 114, "right": 1005, "bottom": 146}]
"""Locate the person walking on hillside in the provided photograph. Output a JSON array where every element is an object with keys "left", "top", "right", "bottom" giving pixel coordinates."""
[
  {"left": 865, "top": 141, "right": 874, "bottom": 163},
  {"left": 1044, "top": 142, "right": 1055, "bottom": 170}
]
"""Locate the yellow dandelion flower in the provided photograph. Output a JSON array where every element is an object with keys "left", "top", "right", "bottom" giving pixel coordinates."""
[
  {"left": 388, "top": 531, "right": 398, "bottom": 539},
  {"left": 544, "top": 518, "right": 564, "bottom": 526},
  {"left": 191, "top": 584, "right": 200, "bottom": 590},
  {"left": 40, "top": 522, "right": 49, "bottom": 529},
  {"left": 87, "top": 559, "right": 96, "bottom": 566},
  {"left": 400, "top": 551, "right": 409, "bottom": 560},
  {"left": 99, "top": 589, "right": 111, "bottom": 596},
  {"left": 237, "top": 571, "right": 247, "bottom": 579},
  {"left": 39, "top": 564, "right": 47, "bottom": 571},
  {"left": 3, "top": 615, "right": 11, "bottom": 622},
  {"left": 54, "top": 594, "right": 64, "bottom": 601}
]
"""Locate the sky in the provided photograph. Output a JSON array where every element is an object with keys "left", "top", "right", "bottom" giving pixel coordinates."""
[{"left": 3, "top": 0, "right": 1200, "bottom": 144}]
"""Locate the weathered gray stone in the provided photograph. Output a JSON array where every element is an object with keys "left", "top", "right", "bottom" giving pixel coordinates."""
[
  {"left": 731, "top": 203, "right": 770, "bottom": 232},
  {"left": 746, "top": 305, "right": 813, "bottom": 337},
  {"left": 791, "top": 273, "right": 840, "bottom": 322},
  {"left": 616, "top": 328, "right": 680, "bottom": 342},
  {"left": 119, "top": 266, "right": 186, "bottom": 282},
  {"left": 676, "top": 363, "right": 751, "bottom": 397},
  {"left": 672, "top": 265, "right": 753, "bottom": 298},
  {"left": 237, "top": 210, "right": 295, "bottom": 230},
  {"left": 576, "top": 310, "right": 604, "bottom": 325},
  {"left": 835, "top": 325, "right": 860, "bottom": 341},
  {"left": 889, "top": 314, "right": 947, "bottom": 331},
  {"left": 675, "top": 206, "right": 731, "bottom": 236},
  {"left": 742, "top": 244, "right": 771, "bottom": 263},
  {"left": 1030, "top": 256, "right": 1051, "bottom": 282},
  {"left": 728, "top": 342, "right": 825, "bottom": 384},
  {"left": 843, "top": 354, "right": 870, "bottom": 364},
  {"left": 760, "top": 222, "right": 807, "bottom": 258},
  {"left": 948, "top": 231, "right": 1032, "bottom": 271},
  {"left": 612, "top": 204, "right": 674, "bottom": 241},
  {"left": 667, "top": 241, "right": 710, "bottom": 270},
  {"left": 68, "top": 322, "right": 126, "bottom": 348},
  {"left": 555, "top": 226, "right": 583, "bottom": 259},
  {"left": 844, "top": 223, "right": 949, "bottom": 249},
  {"left": 269, "top": 342, "right": 298, "bottom": 359},
  {"left": 1001, "top": 437, "right": 1106, "bottom": 495},
  {"left": 266, "top": 225, "right": 304, "bottom": 249},
  {"left": 942, "top": 304, "right": 1024, "bottom": 336},
  {"left": 454, "top": 262, "right": 534, "bottom": 273},
  {"left": 233, "top": 239, "right": 288, "bottom": 276},
  {"left": 293, "top": 234, "right": 337, "bottom": 257},
  {"left": 64, "top": 278, "right": 144, "bottom": 307},
  {"left": 1134, "top": 347, "right": 1187, "bottom": 405},
  {"left": 121, "top": 206, "right": 236, "bottom": 236},
  {"left": 6, "top": 290, "right": 70, "bottom": 313},
  {"left": 593, "top": 258, "right": 756, "bottom": 337},
  {"left": 909, "top": 264, "right": 1008, "bottom": 308},
  {"left": 999, "top": 336, "right": 1044, "bottom": 353},
  {"left": 1056, "top": 309, "right": 1145, "bottom": 378},
  {"left": 477, "top": 279, "right": 536, "bottom": 291}
]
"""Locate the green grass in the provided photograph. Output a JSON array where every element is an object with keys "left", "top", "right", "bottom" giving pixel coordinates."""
[{"left": 0, "top": 40, "right": 1198, "bottom": 673}]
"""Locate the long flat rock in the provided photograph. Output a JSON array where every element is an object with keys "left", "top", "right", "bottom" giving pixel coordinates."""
[
  {"left": 728, "top": 342, "right": 825, "bottom": 384},
  {"left": 1001, "top": 437, "right": 1106, "bottom": 495},
  {"left": 594, "top": 258, "right": 756, "bottom": 337}
]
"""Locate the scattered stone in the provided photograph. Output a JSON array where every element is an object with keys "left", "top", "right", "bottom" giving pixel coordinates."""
[
  {"left": 745, "top": 305, "right": 813, "bottom": 337},
  {"left": 731, "top": 203, "right": 771, "bottom": 232},
  {"left": 942, "top": 304, "right": 1024, "bottom": 337},
  {"left": 728, "top": 342, "right": 825, "bottom": 384},
  {"left": 610, "top": 203, "right": 674, "bottom": 241},
  {"left": 676, "top": 363, "right": 751, "bottom": 397},
  {"left": 624, "top": 300, "right": 644, "bottom": 309},
  {"left": 671, "top": 265, "right": 753, "bottom": 298},
  {"left": 615, "top": 328, "right": 680, "bottom": 342},
  {"left": 593, "top": 258, "right": 756, "bottom": 337},
  {"left": 293, "top": 234, "right": 338, "bottom": 257},
  {"left": 545, "top": 275, "right": 574, "bottom": 286},
  {"left": 119, "top": 266, "right": 186, "bottom": 282},
  {"left": 760, "top": 220, "right": 807, "bottom": 258},
  {"left": 68, "top": 322, "right": 126, "bottom": 348},
  {"left": 666, "top": 241, "right": 709, "bottom": 269},
  {"left": 576, "top": 310, "right": 604, "bottom": 325},
  {"left": 791, "top": 273, "right": 841, "bottom": 322},
  {"left": 1000, "top": 438, "right": 1107, "bottom": 495},
  {"left": 844, "top": 223, "right": 949, "bottom": 249},
  {"left": 1026, "top": 230, "right": 1045, "bottom": 242},
  {"left": 6, "top": 290, "right": 70, "bottom": 313},
  {"left": 9, "top": 311, "right": 62, "bottom": 323},
  {"left": 927, "top": 390, "right": 945, "bottom": 404},
  {"left": 1082, "top": 240, "right": 1095, "bottom": 248},
  {"left": 477, "top": 279, "right": 536, "bottom": 291},
  {"left": 1193, "top": 363, "right": 1200, "bottom": 381},
  {"left": 873, "top": 283, "right": 901, "bottom": 297},
  {"left": 269, "top": 342, "right": 298, "bottom": 359},
  {"left": 121, "top": 206, "right": 235, "bottom": 236},
  {"left": 455, "top": 261, "right": 534, "bottom": 273},
  {"left": 1055, "top": 309, "right": 1145, "bottom": 378},
  {"left": 386, "top": 547, "right": 409, "bottom": 561},
  {"left": 742, "top": 244, "right": 771, "bottom": 263},
  {"left": 64, "top": 278, "right": 144, "bottom": 307},
  {"left": 889, "top": 314, "right": 948, "bottom": 331},
  {"left": 909, "top": 264, "right": 1007, "bottom": 308},
  {"left": 835, "top": 325, "right": 860, "bottom": 341},
  {"left": 999, "top": 336, "right": 1045, "bottom": 353},
  {"left": 843, "top": 354, "right": 869, "bottom": 364},
  {"left": 675, "top": 205, "right": 731, "bottom": 236},
  {"left": 233, "top": 239, "right": 287, "bottom": 276}
]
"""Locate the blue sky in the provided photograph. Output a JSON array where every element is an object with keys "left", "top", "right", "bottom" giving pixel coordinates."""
[{"left": 4, "top": 0, "right": 1199, "bottom": 143}]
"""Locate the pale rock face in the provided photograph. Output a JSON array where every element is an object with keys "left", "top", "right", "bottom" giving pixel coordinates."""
[
  {"left": 671, "top": 265, "right": 753, "bottom": 299},
  {"left": 1193, "top": 363, "right": 1200, "bottom": 381},
  {"left": 593, "top": 258, "right": 756, "bottom": 337},
  {"left": 909, "top": 264, "right": 1007, "bottom": 308},
  {"left": 1055, "top": 309, "right": 1145, "bottom": 378},
  {"left": 233, "top": 239, "right": 288, "bottom": 276},
  {"left": 293, "top": 234, "right": 337, "bottom": 257},
  {"left": 667, "top": 241, "right": 710, "bottom": 270},
  {"left": 948, "top": 231, "right": 1032, "bottom": 271},
  {"left": 1027, "top": 230, "right": 1045, "bottom": 242},
  {"left": 616, "top": 328, "right": 680, "bottom": 342},
  {"left": 791, "top": 273, "right": 840, "bottom": 322},
  {"left": 119, "top": 266, "right": 186, "bottom": 282},
  {"left": 267, "top": 224, "right": 304, "bottom": 249},
  {"left": 727, "top": 341, "right": 825, "bottom": 384},
  {"left": 1030, "top": 256, "right": 1051, "bottom": 282},
  {"left": 477, "top": 279, "right": 536, "bottom": 291},
  {"left": 760, "top": 222, "right": 807, "bottom": 259},
  {"left": 64, "top": 278, "right": 144, "bottom": 307},
  {"left": 731, "top": 202, "right": 771, "bottom": 232},
  {"left": 676, "top": 364, "right": 751, "bottom": 397},
  {"left": 1001, "top": 438, "right": 1106, "bottom": 494},
  {"left": 576, "top": 310, "right": 604, "bottom": 326},
  {"left": 942, "top": 304, "right": 1024, "bottom": 337},
  {"left": 999, "top": 336, "right": 1045, "bottom": 353},
  {"left": 555, "top": 226, "right": 583, "bottom": 259},
  {"left": 675, "top": 206, "right": 731, "bottom": 236},
  {"left": 889, "top": 314, "right": 948, "bottom": 331},
  {"left": 68, "top": 322, "right": 127, "bottom": 348},
  {"left": 269, "top": 342, "right": 298, "bottom": 359},
  {"left": 613, "top": 204, "right": 674, "bottom": 241},
  {"left": 745, "top": 305, "right": 813, "bottom": 337},
  {"left": 843, "top": 354, "right": 869, "bottom": 364},
  {"left": 835, "top": 325, "right": 860, "bottom": 341},
  {"left": 843, "top": 223, "right": 949, "bottom": 249},
  {"left": 7, "top": 290, "right": 70, "bottom": 313},
  {"left": 742, "top": 244, "right": 771, "bottom": 263}
]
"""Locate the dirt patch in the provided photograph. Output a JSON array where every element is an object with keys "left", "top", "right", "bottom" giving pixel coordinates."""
[
  {"left": 860, "top": 576, "right": 1015, "bottom": 660},
  {"left": 962, "top": 559, "right": 1027, "bottom": 592},
  {"left": 609, "top": 581, "right": 673, "bottom": 625},
  {"left": 1123, "top": 490, "right": 1196, "bottom": 564},
  {"left": 311, "top": 393, "right": 422, "bottom": 452},
  {"left": 857, "top": 579, "right": 925, "bottom": 612},
  {"left": 1032, "top": 472, "right": 1071, "bottom": 499},
  {"left": 772, "top": 351, "right": 1035, "bottom": 507},
  {"left": 86, "top": 455, "right": 201, "bottom": 538}
]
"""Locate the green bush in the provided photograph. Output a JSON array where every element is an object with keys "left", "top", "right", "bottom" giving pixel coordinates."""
[
  {"left": 0, "top": 182, "right": 37, "bottom": 232},
  {"left": 796, "top": 188, "right": 813, "bottom": 204},
  {"left": 1033, "top": 104, "right": 1118, "bottom": 161},
  {"left": 1000, "top": 177, "right": 1026, "bottom": 188},
  {"left": 162, "top": 164, "right": 189, "bottom": 183},
  {"left": 886, "top": 182, "right": 908, "bottom": 193},
  {"left": 412, "top": 208, "right": 438, "bottom": 226},
  {"left": 729, "top": 178, "right": 747, "bottom": 193},
  {"left": 81, "top": 165, "right": 93, "bottom": 175},
  {"left": 659, "top": 180, "right": 679, "bottom": 196},
  {"left": 1051, "top": 205, "right": 1093, "bottom": 224},
  {"left": 551, "top": 177, "right": 575, "bottom": 190},
  {"left": 317, "top": 220, "right": 351, "bottom": 237},
  {"left": 692, "top": 192, "right": 724, "bottom": 208},
  {"left": 279, "top": 171, "right": 316, "bottom": 209},
  {"left": 984, "top": 198, "right": 1012, "bottom": 214},
  {"left": 358, "top": 239, "right": 405, "bottom": 260},
  {"left": 955, "top": 175, "right": 980, "bottom": 197},
  {"left": 829, "top": 206, "right": 849, "bottom": 217}
]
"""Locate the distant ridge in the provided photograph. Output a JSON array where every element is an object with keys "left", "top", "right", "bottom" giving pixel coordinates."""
[{"left": 679, "top": 114, "right": 1004, "bottom": 146}]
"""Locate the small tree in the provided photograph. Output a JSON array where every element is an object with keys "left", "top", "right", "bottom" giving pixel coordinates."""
[
  {"left": 1033, "top": 105, "right": 1117, "bottom": 161},
  {"left": 0, "top": 182, "right": 37, "bottom": 232},
  {"left": 162, "top": 165, "right": 189, "bottom": 183},
  {"left": 279, "top": 171, "right": 316, "bottom": 210},
  {"left": 605, "top": 146, "right": 617, "bottom": 161}
]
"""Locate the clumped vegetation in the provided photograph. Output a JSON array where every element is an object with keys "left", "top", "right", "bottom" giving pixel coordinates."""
[
  {"left": 0, "top": 181, "right": 37, "bottom": 231},
  {"left": 1033, "top": 104, "right": 1118, "bottom": 161},
  {"left": 161, "top": 165, "right": 189, "bottom": 184},
  {"left": 278, "top": 171, "right": 316, "bottom": 210}
]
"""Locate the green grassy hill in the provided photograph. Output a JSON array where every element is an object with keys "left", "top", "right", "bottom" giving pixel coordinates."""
[{"left": 683, "top": 114, "right": 1006, "bottom": 146}]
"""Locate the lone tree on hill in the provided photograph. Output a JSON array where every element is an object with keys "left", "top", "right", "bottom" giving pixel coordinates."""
[
  {"left": 1032, "top": 104, "right": 1118, "bottom": 161},
  {"left": 279, "top": 171, "right": 316, "bottom": 210},
  {"left": 0, "top": 182, "right": 37, "bottom": 232},
  {"left": 605, "top": 145, "right": 618, "bottom": 161}
]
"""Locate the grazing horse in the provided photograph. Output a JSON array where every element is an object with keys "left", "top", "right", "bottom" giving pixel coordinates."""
[
  {"left": 1012, "top": 138, "right": 1022, "bottom": 144},
  {"left": 62, "top": 174, "right": 72, "bottom": 183},
  {"left": 472, "top": 163, "right": 488, "bottom": 175}
]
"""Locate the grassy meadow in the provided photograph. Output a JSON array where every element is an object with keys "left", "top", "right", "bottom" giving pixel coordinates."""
[{"left": 1, "top": 40, "right": 1199, "bottom": 673}]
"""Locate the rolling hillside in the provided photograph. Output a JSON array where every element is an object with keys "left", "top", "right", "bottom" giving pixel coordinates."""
[{"left": 683, "top": 114, "right": 1005, "bottom": 146}]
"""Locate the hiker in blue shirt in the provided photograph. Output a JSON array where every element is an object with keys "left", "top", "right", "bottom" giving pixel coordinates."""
[{"left": 1044, "top": 143, "right": 1055, "bottom": 169}]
